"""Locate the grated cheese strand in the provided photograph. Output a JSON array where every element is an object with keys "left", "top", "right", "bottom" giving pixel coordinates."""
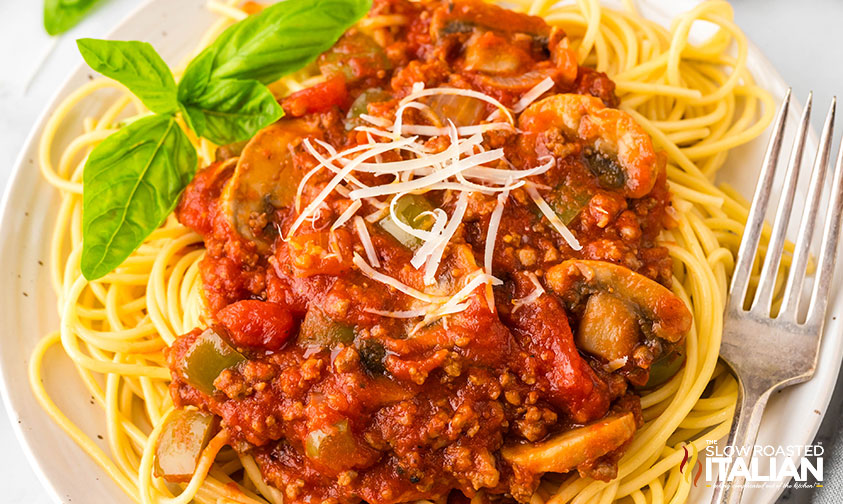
[
  {"left": 354, "top": 216, "right": 380, "bottom": 268},
  {"left": 347, "top": 135, "right": 483, "bottom": 173},
  {"left": 425, "top": 179, "right": 524, "bottom": 195},
  {"left": 304, "top": 139, "right": 370, "bottom": 189},
  {"left": 512, "top": 271, "right": 546, "bottom": 312},
  {"left": 512, "top": 77, "right": 556, "bottom": 113},
  {"left": 331, "top": 200, "right": 362, "bottom": 231},
  {"left": 434, "top": 270, "right": 502, "bottom": 317},
  {"left": 410, "top": 208, "right": 449, "bottom": 269},
  {"left": 484, "top": 184, "right": 511, "bottom": 285},
  {"left": 363, "top": 308, "right": 427, "bottom": 319},
  {"left": 348, "top": 149, "right": 505, "bottom": 199},
  {"left": 288, "top": 137, "right": 419, "bottom": 239},
  {"left": 459, "top": 155, "right": 555, "bottom": 183},
  {"left": 296, "top": 137, "right": 397, "bottom": 212},
  {"left": 359, "top": 113, "right": 393, "bottom": 128},
  {"left": 409, "top": 301, "right": 473, "bottom": 335},
  {"left": 423, "top": 191, "right": 469, "bottom": 286},
  {"left": 396, "top": 85, "right": 515, "bottom": 127},
  {"left": 353, "top": 253, "right": 445, "bottom": 304},
  {"left": 399, "top": 122, "right": 514, "bottom": 137},
  {"left": 525, "top": 183, "right": 583, "bottom": 251}
]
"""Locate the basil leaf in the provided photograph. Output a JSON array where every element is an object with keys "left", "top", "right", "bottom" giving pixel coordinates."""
[
  {"left": 77, "top": 39, "right": 178, "bottom": 115},
  {"left": 44, "top": 0, "right": 104, "bottom": 36},
  {"left": 82, "top": 115, "right": 197, "bottom": 280},
  {"left": 177, "top": 48, "right": 216, "bottom": 122},
  {"left": 178, "top": 102, "right": 206, "bottom": 139},
  {"left": 179, "top": 0, "right": 371, "bottom": 95},
  {"left": 180, "top": 78, "right": 284, "bottom": 145}
]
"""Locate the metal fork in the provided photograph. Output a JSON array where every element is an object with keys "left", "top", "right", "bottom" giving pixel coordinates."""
[{"left": 711, "top": 90, "right": 843, "bottom": 504}]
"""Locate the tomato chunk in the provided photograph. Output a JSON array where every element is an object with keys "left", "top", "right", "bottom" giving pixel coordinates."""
[
  {"left": 240, "top": 1, "right": 263, "bottom": 15},
  {"left": 217, "top": 300, "right": 295, "bottom": 351},
  {"left": 282, "top": 76, "right": 349, "bottom": 116}
]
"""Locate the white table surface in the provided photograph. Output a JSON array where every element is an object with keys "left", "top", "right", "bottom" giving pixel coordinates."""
[{"left": 1, "top": 1, "right": 841, "bottom": 503}]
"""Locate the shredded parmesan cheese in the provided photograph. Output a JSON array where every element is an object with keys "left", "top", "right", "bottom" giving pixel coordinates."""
[
  {"left": 410, "top": 208, "right": 448, "bottom": 269},
  {"left": 484, "top": 185, "right": 511, "bottom": 285},
  {"left": 353, "top": 253, "right": 445, "bottom": 304},
  {"left": 363, "top": 307, "right": 427, "bottom": 318},
  {"left": 331, "top": 200, "right": 362, "bottom": 231},
  {"left": 288, "top": 137, "right": 418, "bottom": 238},
  {"left": 437, "top": 271, "right": 501, "bottom": 315},
  {"left": 348, "top": 149, "right": 505, "bottom": 199},
  {"left": 512, "top": 77, "right": 556, "bottom": 113},
  {"left": 512, "top": 272, "right": 546, "bottom": 312},
  {"left": 398, "top": 122, "right": 514, "bottom": 137},
  {"left": 354, "top": 216, "right": 380, "bottom": 268},
  {"left": 364, "top": 206, "right": 389, "bottom": 223},
  {"left": 422, "top": 192, "right": 469, "bottom": 286},
  {"left": 525, "top": 183, "right": 583, "bottom": 251},
  {"left": 284, "top": 83, "right": 579, "bottom": 320},
  {"left": 359, "top": 113, "right": 393, "bottom": 128},
  {"left": 395, "top": 85, "right": 515, "bottom": 127}
]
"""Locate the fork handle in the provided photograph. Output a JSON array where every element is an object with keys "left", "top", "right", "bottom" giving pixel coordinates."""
[{"left": 709, "top": 383, "right": 773, "bottom": 504}]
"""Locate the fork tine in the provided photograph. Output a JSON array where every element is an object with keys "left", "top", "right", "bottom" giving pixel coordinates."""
[
  {"left": 781, "top": 98, "right": 837, "bottom": 318},
  {"left": 807, "top": 122, "right": 843, "bottom": 325},
  {"left": 730, "top": 89, "right": 792, "bottom": 307},
  {"left": 752, "top": 93, "right": 813, "bottom": 314}
]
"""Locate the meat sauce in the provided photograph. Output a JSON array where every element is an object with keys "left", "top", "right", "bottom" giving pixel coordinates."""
[{"left": 167, "top": 1, "right": 686, "bottom": 503}]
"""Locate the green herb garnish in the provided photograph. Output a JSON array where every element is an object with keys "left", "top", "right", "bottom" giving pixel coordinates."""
[
  {"left": 44, "top": 0, "right": 106, "bottom": 36},
  {"left": 77, "top": 39, "right": 179, "bottom": 114},
  {"left": 77, "top": 0, "right": 371, "bottom": 280}
]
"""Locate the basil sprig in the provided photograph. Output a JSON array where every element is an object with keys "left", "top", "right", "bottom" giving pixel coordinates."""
[
  {"left": 44, "top": 0, "right": 106, "bottom": 36},
  {"left": 77, "top": 0, "right": 371, "bottom": 280}
]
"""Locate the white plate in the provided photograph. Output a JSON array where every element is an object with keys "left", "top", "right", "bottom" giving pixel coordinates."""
[{"left": 0, "top": 1, "right": 839, "bottom": 503}]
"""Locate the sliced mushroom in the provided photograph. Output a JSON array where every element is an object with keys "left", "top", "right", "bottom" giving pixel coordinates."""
[
  {"left": 546, "top": 259, "right": 692, "bottom": 344},
  {"left": 463, "top": 31, "right": 531, "bottom": 75},
  {"left": 518, "top": 94, "right": 658, "bottom": 199},
  {"left": 576, "top": 291, "right": 640, "bottom": 362},
  {"left": 431, "top": 0, "right": 550, "bottom": 45},
  {"left": 221, "top": 119, "right": 320, "bottom": 251},
  {"left": 476, "top": 66, "right": 561, "bottom": 94},
  {"left": 501, "top": 412, "right": 636, "bottom": 474}
]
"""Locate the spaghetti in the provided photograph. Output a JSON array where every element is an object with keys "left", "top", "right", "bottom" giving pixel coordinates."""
[{"left": 30, "top": 1, "right": 785, "bottom": 503}]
